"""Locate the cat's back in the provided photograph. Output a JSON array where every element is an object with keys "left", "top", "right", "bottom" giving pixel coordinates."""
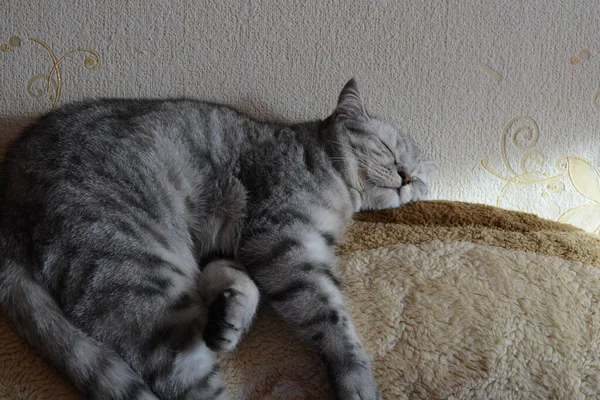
[
  {"left": 6, "top": 98, "right": 241, "bottom": 159},
  {"left": 0, "top": 98, "right": 255, "bottom": 244},
  {"left": 2, "top": 98, "right": 249, "bottom": 188}
]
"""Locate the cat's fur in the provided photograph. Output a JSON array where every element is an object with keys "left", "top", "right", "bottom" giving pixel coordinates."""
[{"left": 0, "top": 79, "right": 433, "bottom": 399}]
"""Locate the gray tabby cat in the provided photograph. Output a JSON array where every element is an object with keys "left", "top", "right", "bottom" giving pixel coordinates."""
[{"left": 0, "top": 79, "right": 433, "bottom": 400}]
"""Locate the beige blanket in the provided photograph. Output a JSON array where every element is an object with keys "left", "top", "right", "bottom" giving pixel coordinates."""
[{"left": 1, "top": 201, "right": 600, "bottom": 399}]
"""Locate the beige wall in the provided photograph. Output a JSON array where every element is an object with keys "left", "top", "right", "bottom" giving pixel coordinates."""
[{"left": 1, "top": 0, "right": 599, "bottom": 233}]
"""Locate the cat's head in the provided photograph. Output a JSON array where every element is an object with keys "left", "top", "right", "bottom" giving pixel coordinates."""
[{"left": 325, "top": 79, "right": 435, "bottom": 211}]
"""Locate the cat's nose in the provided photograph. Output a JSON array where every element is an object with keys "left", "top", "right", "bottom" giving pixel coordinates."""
[{"left": 399, "top": 171, "right": 412, "bottom": 186}]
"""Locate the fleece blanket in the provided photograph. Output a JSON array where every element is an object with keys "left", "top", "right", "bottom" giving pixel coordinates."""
[{"left": 1, "top": 201, "right": 600, "bottom": 399}]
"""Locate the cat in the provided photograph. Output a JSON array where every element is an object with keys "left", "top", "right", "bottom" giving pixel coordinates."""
[{"left": 0, "top": 79, "right": 433, "bottom": 400}]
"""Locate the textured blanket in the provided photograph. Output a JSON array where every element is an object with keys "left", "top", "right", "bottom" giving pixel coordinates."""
[{"left": 1, "top": 201, "right": 600, "bottom": 399}]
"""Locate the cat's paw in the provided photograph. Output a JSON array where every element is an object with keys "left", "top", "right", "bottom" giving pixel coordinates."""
[
  {"left": 334, "top": 365, "right": 381, "bottom": 400},
  {"left": 202, "top": 271, "right": 259, "bottom": 352}
]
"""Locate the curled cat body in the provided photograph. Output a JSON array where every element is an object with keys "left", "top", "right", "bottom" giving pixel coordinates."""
[{"left": 0, "top": 79, "right": 433, "bottom": 400}]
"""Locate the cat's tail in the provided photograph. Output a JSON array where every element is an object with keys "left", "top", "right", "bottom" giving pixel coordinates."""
[{"left": 0, "top": 260, "right": 158, "bottom": 400}]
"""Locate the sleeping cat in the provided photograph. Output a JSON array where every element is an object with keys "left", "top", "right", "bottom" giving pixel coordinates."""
[{"left": 0, "top": 79, "right": 433, "bottom": 400}]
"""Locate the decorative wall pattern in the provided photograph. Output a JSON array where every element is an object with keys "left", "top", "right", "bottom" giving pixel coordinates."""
[
  {"left": 2, "top": 36, "right": 101, "bottom": 111},
  {"left": 1, "top": 0, "right": 599, "bottom": 234},
  {"left": 482, "top": 117, "right": 600, "bottom": 233},
  {"left": 26, "top": 38, "right": 100, "bottom": 111},
  {"left": 0, "top": 36, "right": 22, "bottom": 53}
]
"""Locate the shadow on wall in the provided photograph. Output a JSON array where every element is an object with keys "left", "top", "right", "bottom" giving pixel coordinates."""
[
  {"left": 0, "top": 117, "right": 38, "bottom": 169},
  {"left": 230, "top": 96, "right": 290, "bottom": 123}
]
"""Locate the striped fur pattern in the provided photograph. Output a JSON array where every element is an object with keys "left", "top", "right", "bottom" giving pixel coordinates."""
[{"left": 0, "top": 79, "right": 432, "bottom": 399}]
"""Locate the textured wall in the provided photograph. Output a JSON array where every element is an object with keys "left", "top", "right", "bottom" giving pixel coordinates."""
[{"left": 1, "top": 0, "right": 599, "bottom": 233}]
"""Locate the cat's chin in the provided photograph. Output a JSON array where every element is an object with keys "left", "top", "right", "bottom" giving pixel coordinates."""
[
  {"left": 398, "top": 185, "right": 414, "bottom": 205},
  {"left": 359, "top": 188, "right": 403, "bottom": 211}
]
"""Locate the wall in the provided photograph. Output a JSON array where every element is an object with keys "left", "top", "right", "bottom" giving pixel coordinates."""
[{"left": 2, "top": 0, "right": 599, "bottom": 233}]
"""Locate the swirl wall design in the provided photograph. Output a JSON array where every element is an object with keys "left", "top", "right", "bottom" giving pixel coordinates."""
[
  {"left": 482, "top": 117, "right": 600, "bottom": 234},
  {"left": 2, "top": 36, "right": 101, "bottom": 111}
]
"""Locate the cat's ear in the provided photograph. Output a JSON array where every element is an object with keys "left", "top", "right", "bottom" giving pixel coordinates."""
[{"left": 333, "top": 78, "right": 368, "bottom": 121}]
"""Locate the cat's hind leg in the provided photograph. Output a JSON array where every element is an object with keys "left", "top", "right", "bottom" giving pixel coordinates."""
[
  {"left": 81, "top": 276, "right": 231, "bottom": 400},
  {"left": 201, "top": 259, "right": 260, "bottom": 352}
]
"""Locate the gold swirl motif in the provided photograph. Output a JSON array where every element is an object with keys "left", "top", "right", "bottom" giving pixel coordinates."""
[
  {"left": 26, "top": 38, "right": 101, "bottom": 110},
  {"left": 555, "top": 156, "right": 569, "bottom": 171},
  {"left": 8, "top": 36, "right": 21, "bottom": 47},
  {"left": 482, "top": 116, "right": 600, "bottom": 234},
  {"left": 27, "top": 74, "right": 59, "bottom": 103},
  {"left": 519, "top": 151, "right": 545, "bottom": 175},
  {"left": 483, "top": 117, "right": 544, "bottom": 183},
  {"left": 0, "top": 36, "right": 22, "bottom": 53}
]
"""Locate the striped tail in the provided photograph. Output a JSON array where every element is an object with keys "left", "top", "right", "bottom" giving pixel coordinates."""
[{"left": 0, "top": 261, "right": 157, "bottom": 400}]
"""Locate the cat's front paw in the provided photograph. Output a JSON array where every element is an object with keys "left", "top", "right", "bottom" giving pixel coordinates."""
[
  {"left": 334, "top": 365, "right": 381, "bottom": 400},
  {"left": 203, "top": 286, "right": 258, "bottom": 352},
  {"left": 201, "top": 259, "right": 259, "bottom": 352}
]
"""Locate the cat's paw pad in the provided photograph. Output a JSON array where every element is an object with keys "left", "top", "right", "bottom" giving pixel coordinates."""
[{"left": 203, "top": 284, "right": 258, "bottom": 352}]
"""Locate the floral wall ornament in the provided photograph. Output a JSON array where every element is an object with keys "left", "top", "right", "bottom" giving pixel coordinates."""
[
  {"left": 482, "top": 116, "right": 600, "bottom": 234},
  {"left": 570, "top": 48, "right": 591, "bottom": 65},
  {"left": 0, "top": 36, "right": 22, "bottom": 53},
  {"left": 24, "top": 38, "right": 101, "bottom": 110}
]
